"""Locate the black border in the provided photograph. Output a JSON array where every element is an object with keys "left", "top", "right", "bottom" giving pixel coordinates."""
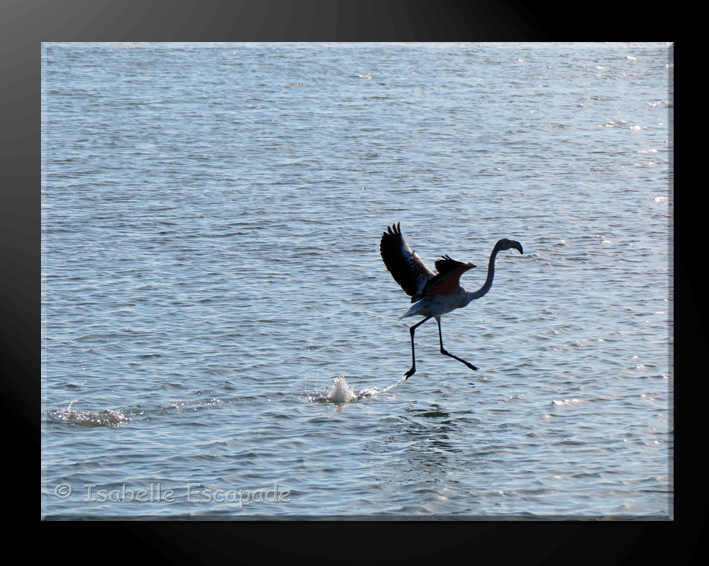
[{"left": 0, "top": 0, "right": 692, "bottom": 561}]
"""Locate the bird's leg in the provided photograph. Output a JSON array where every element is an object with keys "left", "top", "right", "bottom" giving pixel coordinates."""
[
  {"left": 405, "top": 316, "right": 432, "bottom": 379},
  {"left": 437, "top": 317, "right": 478, "bottom": 371}
]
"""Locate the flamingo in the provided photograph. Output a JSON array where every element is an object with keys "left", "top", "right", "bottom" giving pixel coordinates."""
[{"left": 380, "top": 222, "right": 523, "bottom": 379}]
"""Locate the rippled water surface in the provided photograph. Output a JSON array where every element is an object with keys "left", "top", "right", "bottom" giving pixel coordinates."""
[{"left": 42, "top": 43, "right": 672, "bottom": 518}]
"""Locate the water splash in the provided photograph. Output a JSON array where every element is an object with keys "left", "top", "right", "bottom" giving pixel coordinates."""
[
  {"left": 308, "top": 375, "right": 406, "bottom": 404},
  {"left": 365, "top": 375, "right": 407, "bottom": 396},
  {"left": 328, "top": 377, "right": 357, "bottom": 403},
  {"left": 47, "top": 399, "right": 131, "bottom": 427}
]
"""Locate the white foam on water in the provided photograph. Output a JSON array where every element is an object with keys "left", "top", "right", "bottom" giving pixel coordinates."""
[
  {"left": 551, "top": 399, "right": 584, "bottom": 406},
  {"left": 328, "top": 376, "right": 357, "bottom": 403},
  {"left": 309, "top": 374, "right": 407, "bottom": 404},
  {"left": 48, "top": 399, "right": 131, "bottom": 426},
  {"left": 372, "top": 375, "right": 407, "bottom": 395}
]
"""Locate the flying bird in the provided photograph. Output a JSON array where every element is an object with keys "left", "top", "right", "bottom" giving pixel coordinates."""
[{"left": 380, "top": 222, "right": 523, "bottom": 379}]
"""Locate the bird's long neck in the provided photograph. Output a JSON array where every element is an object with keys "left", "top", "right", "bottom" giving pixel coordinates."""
[{"left": 465, "top": 244, "right": 501, "bottom": 303}]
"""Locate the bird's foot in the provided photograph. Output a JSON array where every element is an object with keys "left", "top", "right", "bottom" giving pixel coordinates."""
[{"left": 441, "top": 348, "right": 478, "bottom": 371}]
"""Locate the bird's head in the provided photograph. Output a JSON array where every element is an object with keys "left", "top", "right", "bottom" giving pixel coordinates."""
[{"left": 496, "top": 238, "right": 524, "bottom": 255}]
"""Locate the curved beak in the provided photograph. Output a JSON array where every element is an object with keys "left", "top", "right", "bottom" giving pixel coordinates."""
[{"left": 512, "top": 241, "right": 523, "bottom": 255}]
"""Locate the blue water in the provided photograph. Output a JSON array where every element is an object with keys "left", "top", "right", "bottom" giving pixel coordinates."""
[{"left": 42, "top": 43, "right": 672, "bottom": 518}]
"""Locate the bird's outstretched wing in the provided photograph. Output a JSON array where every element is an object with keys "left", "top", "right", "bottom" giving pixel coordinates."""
[
  {"left": 380, "top": 223, "right": 435, "bottom": 302},
  {"left": 422, "top": 255, "right": 476, "bottom": 297}
]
